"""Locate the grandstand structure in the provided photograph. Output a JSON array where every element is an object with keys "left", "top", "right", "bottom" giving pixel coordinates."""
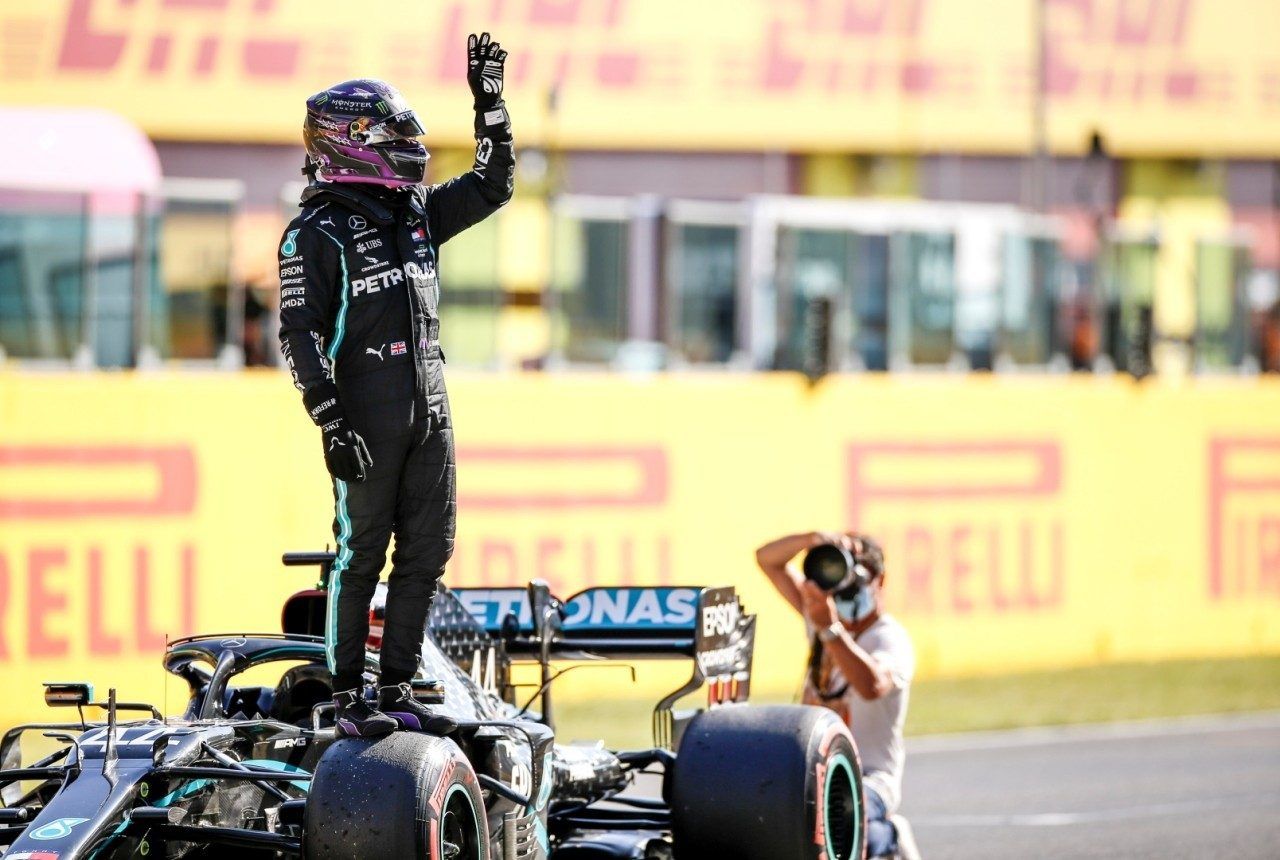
[{"left": 1, "top": 0, "right": 1276, "bottom": 375}]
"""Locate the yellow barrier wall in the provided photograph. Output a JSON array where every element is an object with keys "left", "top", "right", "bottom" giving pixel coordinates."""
[{"left": 2, "top": 372, "right": 1279, "bottom": 730}]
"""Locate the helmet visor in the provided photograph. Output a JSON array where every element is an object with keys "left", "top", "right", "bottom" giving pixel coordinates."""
[{"left": 352, "top": 110, "right": 425, "bottom": 145}]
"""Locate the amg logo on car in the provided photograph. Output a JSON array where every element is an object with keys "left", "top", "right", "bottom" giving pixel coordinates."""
[{"left": 351, "top": 267, "right": 404, "bottom": 296}]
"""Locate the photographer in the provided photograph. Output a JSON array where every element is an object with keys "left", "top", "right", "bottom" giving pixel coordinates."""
[{"left": 756, "top": 531, "right": 920, "bottom": 860}]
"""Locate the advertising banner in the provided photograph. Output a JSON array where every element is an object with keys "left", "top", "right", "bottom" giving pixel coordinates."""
[
  {"left": 3, "top": 0, "right": 1279, "bottom": 154},
  {"left": 1, "top": 372, "right": 1278, "bottom": 730}
]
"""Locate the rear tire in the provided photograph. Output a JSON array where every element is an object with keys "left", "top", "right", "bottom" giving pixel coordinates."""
[
  {"left": 669, "top": 704, "right": 866, "bottom": 860},
  {"left": 303, "top": 732, "right": 487, "bottom": 860}
]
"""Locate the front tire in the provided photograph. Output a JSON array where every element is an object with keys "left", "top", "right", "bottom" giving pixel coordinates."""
[
  {"left": 669, "top": 704, "right": 866, "bottom": 860},
  {"left": 304, "top": 732, "right": 487, "bottom": 860}
]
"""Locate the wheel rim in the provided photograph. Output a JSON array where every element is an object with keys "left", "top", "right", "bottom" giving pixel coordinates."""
[
  {"left": 440, "top": 784, "right": 481, "bottom": 860},
  {"left": 823, "top": 753, "right": 860, "bottom": 860}
]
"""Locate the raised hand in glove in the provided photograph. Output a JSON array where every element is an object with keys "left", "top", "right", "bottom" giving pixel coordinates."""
[
  {"left": 321, "top": 415, "right": 373, "bottom": 483},
  {"left": 467, "top": 32, "right": 507, "bottom": 109}
]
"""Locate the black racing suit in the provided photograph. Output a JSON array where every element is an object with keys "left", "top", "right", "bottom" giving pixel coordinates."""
[{"left": 278, "top": 103, "right": 514, "bottom": 692}]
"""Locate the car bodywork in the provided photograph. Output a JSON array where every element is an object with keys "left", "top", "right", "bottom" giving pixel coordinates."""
[{"left": 0, "top": 553, "right": 757, "bottom": 859}]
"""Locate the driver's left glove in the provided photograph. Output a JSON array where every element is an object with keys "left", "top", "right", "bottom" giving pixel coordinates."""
[{"left": 466, "top": 32, "right": 507, "bottom": 110}]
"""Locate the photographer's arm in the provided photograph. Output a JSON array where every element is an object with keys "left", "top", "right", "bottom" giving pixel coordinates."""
[
  {"left": 754, "top": 532, "right": 822, "bottom": 614},
  {"left": 800, "top": 581, "right": 894, "bottom": 701}
]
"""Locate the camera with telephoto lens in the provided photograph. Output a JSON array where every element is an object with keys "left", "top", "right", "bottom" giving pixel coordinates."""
[{"left": 802, "top": 543, "right": 868, "bottom": 595}]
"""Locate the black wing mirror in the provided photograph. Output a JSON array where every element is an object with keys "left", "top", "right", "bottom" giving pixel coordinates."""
[{"left": 43, "top": 682, "right": 94, "bottom": 708}]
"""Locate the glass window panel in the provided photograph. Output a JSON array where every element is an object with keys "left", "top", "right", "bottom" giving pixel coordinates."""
[
  {"left": 1000, "top": 235, "right": 1060, "bottom": 365},
  {"left": 1102, "top": 237, "right": 1158, "bottom": 374},
  {"left": 93, "top": 255, "right": 136, "bottom": 368},
  {"left": 669, "top": 224, "right": 739, "bottom": 364},
  {"left": 0, "top": 189, "right": 88, "bottom": 360},
  {"left": 851, "top": 234, "right": 890, "bottom": 371},
  {"left": 892, "top": 231, "right": 955, "bottom": 366},
  {"left": 157, "top": 197, "right": 236, "bottom": 360},
  {"left": 1195, "top": 239, "right": 1248, "bottom": 371},
  {"left": 550, "top": 215, "right": 628, "bottom": 364},
  {"left": 775, "top": 228, "right": 892, "bottom": 371},
  {"left": 775, "top": 228, "right": 850, "bottom": 371}
]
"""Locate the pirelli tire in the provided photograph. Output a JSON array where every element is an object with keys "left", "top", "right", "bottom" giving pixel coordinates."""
[
  {"left": 303, "top": 732, "right": 488, "bottom": 860},
  {"left": 669, "top": 704, "right": 866, "bottom": 860}
]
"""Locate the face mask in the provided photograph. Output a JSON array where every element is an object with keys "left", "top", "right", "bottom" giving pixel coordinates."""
[{"left": 835, "top": 586, "right": 877, "bottom": 622}]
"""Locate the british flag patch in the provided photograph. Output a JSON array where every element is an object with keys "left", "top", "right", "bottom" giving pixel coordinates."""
[
  {"left": 390, "top": 341, "right": 407, "bottom": 356},
  {"left": 412, "top": 227, "right": 425, "bottom": 241}
]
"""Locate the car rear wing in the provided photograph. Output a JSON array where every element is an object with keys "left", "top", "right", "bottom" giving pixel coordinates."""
[
  {"left": 450, "top": 583, "right": 756, "bottom": 748},
  {"left": 279, "top": 552, "right": 754, "bottom": 749}
]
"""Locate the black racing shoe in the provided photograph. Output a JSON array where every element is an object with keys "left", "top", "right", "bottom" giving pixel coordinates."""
[
  {"left": 333, "top": 689, "right": 397, "bottom": 738},
  {"left": 377, "top": 683, "right": 458, "bottom": 736}
]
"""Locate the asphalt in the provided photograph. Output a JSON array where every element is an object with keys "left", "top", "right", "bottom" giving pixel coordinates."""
[{"left": 899, "top": 711, "right": 1280, "bottom": 859}]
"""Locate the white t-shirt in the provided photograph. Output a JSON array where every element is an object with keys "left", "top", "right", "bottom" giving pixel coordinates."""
[{"left": 803, "top": 614, "right": 915, "bottom": 813}]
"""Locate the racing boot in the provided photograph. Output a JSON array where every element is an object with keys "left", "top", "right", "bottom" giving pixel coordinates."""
[
  {"left": 377, "top": 683, "right": 458, "bottom": 735},
  {"left": 332, "top": 689, "right": 398, "bottom": 738}
]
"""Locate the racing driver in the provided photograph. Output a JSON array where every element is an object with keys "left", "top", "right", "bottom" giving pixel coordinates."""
[{"left": 277, "top": 34, "right": 513, "bottom": 737}]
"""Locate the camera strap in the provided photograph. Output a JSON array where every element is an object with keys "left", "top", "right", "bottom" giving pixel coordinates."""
[{"left": 806, "top": 635, "right": 850, "bottom": 702}]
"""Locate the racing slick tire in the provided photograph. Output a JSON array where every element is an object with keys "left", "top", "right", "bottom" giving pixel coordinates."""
[
  {"left": 304, "top": 732, "right": 488, "bottom": 860},
  {"left": 669, "top": 704, "right": 866, "bottom": 860}
]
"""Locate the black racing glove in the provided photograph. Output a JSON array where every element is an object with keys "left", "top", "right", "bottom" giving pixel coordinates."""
[
  {"left": 467, "top": 32, "right": 507, "bottom": 110},
  {"left": 304, "top": 383, "right": 372, "bottom": 483},
  {"left": 321, "top": 415, "right": 373, "bottom": 484}
]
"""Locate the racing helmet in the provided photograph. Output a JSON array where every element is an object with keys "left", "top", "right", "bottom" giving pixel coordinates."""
[{"left": 303, "top": 79, "right": 428, "bottom": 187}]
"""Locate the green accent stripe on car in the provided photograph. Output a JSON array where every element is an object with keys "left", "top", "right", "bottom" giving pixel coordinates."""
[
  {"left": 154, "top": 777, "right": 215, "bottom": 807},
  {"left": 88, "top": 778, "right": 213, "bottom": 859},
  {"left": 239, "top": 758, "right": 312, "bottom": 793}
]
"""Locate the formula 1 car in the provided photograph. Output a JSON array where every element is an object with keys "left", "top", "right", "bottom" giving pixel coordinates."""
[{"left": 0, "top": 552, "right": 867, "bottom": 859}]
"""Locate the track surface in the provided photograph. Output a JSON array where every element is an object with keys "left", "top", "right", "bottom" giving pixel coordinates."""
[{"left": 900, "top": 711, "right": 1280, "bottom": 859}]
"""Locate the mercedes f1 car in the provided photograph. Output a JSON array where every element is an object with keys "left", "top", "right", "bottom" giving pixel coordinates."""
[{"left": 0, "top": 552, "right": 867, "bottom": 859}]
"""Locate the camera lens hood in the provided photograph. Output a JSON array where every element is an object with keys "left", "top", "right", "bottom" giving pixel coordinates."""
[{"left": 802, "top": 543, "right": 856, "bottom": 592}]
